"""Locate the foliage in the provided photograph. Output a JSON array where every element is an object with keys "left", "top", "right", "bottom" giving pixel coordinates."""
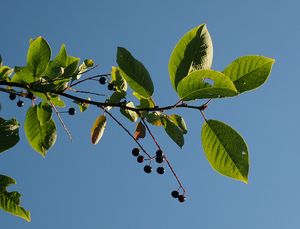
[{"left": 0, "top": 23, "right": 274, "bottom": 221}]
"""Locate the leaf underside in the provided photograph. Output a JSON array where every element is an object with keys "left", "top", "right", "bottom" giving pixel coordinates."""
[{"left": 201, "top": 120, "right": 249, "bottom": 183}]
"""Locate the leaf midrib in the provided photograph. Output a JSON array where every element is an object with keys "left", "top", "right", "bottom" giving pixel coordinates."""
[
  {"left": 206, "top": 121, "right": 245, "bottom": 179},
  {"left": 231, "top": 60, "right": 273, "bottom": 84}
]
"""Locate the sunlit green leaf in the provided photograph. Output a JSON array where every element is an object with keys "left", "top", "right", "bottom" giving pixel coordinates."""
[
  {"left": 223, "top": 55, "right": 275, "bottom": 93},
  {"left": 120, "top": 102, "right": 138, "bottom": 122},
  {"left": 0, "top": 66, "right": 13, "bottom": 80},
  {"left": 201, "top": 119, "right": 249, "bottom": 183},
  {"left": 84, "top": 59, "right": 94, "bottom": 67},
  {"left": 54, "top": 44, "right": 68, "bottom": 67},
  {"left": 49, "top": 95, "right": 65, "bottom": 107},
  {"left": 117, "top": 47, "right": 154, "bottom": 97},
  {"left": 168, "top": 114, "right": 187, "bottom": 134},
  {"left": 0, "top": 118, "right": 20, "bottom": 153},
  {"left": 0, "top": 174, "right": 31, "bottom": 222},
  {"left": 145, "top": 112, "right": 163, "bottom": 126},
  {"left": 169, "top": 24, "right": 213, "bottom": 90},
  {"left": 111, "top": 66, "right": 127, "bottom": 92},
  {"left": 75, "top": 98, "right": 90, "bottom": 112},
  {"left": 91, "top": 115, "right": 107, "bottom": 145},
  {"left": 133, "top": 92, "right": 155, "bottom": 109},
  {"left": 176, "top": 69, "right": 238, "bottom": 101},
  {"left": 29, "top": 78, "right": 69, "bottom": 93},
  {"left": 45, "top": 60, "right": 64, "bottom": 79},
  {"left": 106, "top": 91, "right": 126, "bottom": 104},
  {"left": 162, "top": 117, "right": 185, "bottom": 148},
  {"left": 27, "top": 36, "right": 51, "bottom": 76},
  {"left": 24, "top": 104, "right": 57, "bottom": 157},
  {"left": 63, "top": 56, "right": 80, "bottom": 78},
  {"left": 37, "top": 103, "right": 52, "bottom": 125},
  {"left": 11, "top": 66, "right": 34, "bottom": 84}
]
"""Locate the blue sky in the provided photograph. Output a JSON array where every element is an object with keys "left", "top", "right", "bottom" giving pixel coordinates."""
[{"left": 1, "top": 0, "right": 300, "bottom": 228}]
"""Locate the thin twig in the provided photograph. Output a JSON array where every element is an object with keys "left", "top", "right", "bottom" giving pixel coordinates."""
[
  {"left": 70, "top": 73, "right": 110, "bottom": 87},
  {"left": 0, "top": 81, "right": 211, "bottom": 115},
  {"left": 102, "top": 108, "right": 152, "bottom": 159},
  {"left": 69, "top": 88, "right": 106, "bottom": 97},
  {"left": 140, "top": 118, "right": 160, "bottom": 149},
  {"left": 140, "top": 117, "right": 186, "bottom": 193},
  {"left": 46, "top": 94, "right": 73, "bottom": 141}
]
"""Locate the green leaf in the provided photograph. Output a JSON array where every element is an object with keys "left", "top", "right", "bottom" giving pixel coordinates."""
[
  {"left": 176, "top": 69, "right": 238, "bottom": 101},
  {"left": 162, "top": 117, "right": 185, "bottom": 148},
  {"left": 168, "top": 114, "right": 187, "bottom": 134},
  {"left": 0, "top": 118, "right": 20, "bottom": 153},
  {"left": 53, "top": 44, "right": 68, "bottom": 67},
  {"left": 33, "top": 93, "right": 65, "bottom": 107},
  {"left": 111, "top": 66, "right": 127, "bottom": 92},
  {"left": 117, "top": 47, "right": 154, "bottom": 97},
  {"left": 91, "top": 115, "right": 107, "bottom": 145},
  {"left": 24, "top": 104, "right": 57, "bottom": 157},
  {"left": 120, "top": 102, "right": 138, "bottom": 122},
  {"left": 63, "top": 56, "right": 80, "bottom": 78},
  {"left": 132, "top": 92, "right": 155, "bottom": 109},
  {"left": 37, "top": 103, "right": 52, "bottom": 125},
  {"left": 0, "top": 174, "right": 31, "bottom": 222},
  {"left": 84, "top": 59, "right": 94, "bottom": 68},
  {"left": 27, "top": 36, "right": 51, "bottom": 76},
  {"left": 169, "top": 24, "right": 213, "bottom": 90},
  {"left": 11, "top": 66, "right": 35, "bottom": 84},
  {"left": 145, "top": 112, "right": 163, "bottom": 126},
  {"left": 106, "top": 91, "right": 126, "bottom": 104},
  {"left": 0, "top": 55, "right": 2, "bottom": 66},
  {"left": 0, "top": 66, "right": 13, "bottom": 80},
  {"left": 201, "top": 120, "right": 249, "bottom": 183},
  {"left": 75, "top": 98, "right": 90, "bottom": 112},
  {"left": 223, "top": 55, "right": 275, "bottom": 93},
  {"left": 29, "top": 78, "right": 69, "bottom": 93},
  {"left": 45, "top": 60, "right": 64, "bottom": 79}
]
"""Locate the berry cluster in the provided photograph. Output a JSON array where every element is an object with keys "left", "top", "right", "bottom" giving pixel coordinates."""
[
  {"left": 9, "top": 93, "right": 24, "bottom": 107},
  {"left": 131, "top": 147, "right": 186, "bottom": 202},
  {"left": 171, "top": 190, "right": 186, "bottom": 203},
  {"left": 132, "top": 148, "right": 165, "bottom": 175},
  {"left": 8, "top": 91, "right": 35, "bottom": 107},
  {"left": 98, "top": 76, "right": 116, "bottom": 91}
]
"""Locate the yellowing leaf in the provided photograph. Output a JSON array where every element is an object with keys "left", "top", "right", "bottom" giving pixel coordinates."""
[
  {"left": 91, "top": 115, "right": 107, "bottom": 145},
  {"left": 134, "top": 121, "right": 146, "bottom": 140}
]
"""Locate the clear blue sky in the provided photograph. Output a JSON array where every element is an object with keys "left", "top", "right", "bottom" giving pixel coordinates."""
[{"left": 1, "top": 0, "right": 299, "bottom": 228}]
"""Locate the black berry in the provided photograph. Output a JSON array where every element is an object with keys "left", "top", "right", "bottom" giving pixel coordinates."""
[
  {"left": 137, "top": 155, "right": 144, "bottom": 163},
  {"left": 171, "top": 190, "right": 179, "bottom": 199},
  {"left": 9, "top": 93, "right": 16, "bottom": 100},
  {"left": 144, "top": 165, "right": 152, "bottom": 174},
  {"left": 68, "top": 107, "right": 76, "bottom": 115},
  {"left": 17, "top": 100, "right": 24, "bottom": 107},
  {"left": 178, "top": 195, "right": 186, "bottom": 203},
  {"left": 107, "top": 83, "right": 115, "bottom": 91},
  {"left": 155, "top": 156, "right": 164, "bottom": 164},
  {"left": 132, "top": 148, "right": 140, "bottom": 157},
  {"left": 99, "top": 77, "right": 106, "bottom": 85},
  {"left": 156, "top": 149, "right": 163, "bottom": 157},
  {"left": 156, "top": 167, "right": 164, "bottom": 175}
]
